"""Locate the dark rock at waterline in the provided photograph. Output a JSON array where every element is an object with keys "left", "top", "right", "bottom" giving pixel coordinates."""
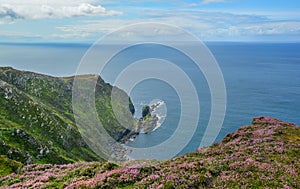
[
  {"left": 129, "top": 100, "right": 135, "bottom": 115},
  {"left": 142, "top": 105, "right": 151, "bottom": 118},
  {"left": 138, "top": 102, "right": 162, "bottom": 134},
  {"left": 138, "top": 115, "right": 159, "bottom": 134}
]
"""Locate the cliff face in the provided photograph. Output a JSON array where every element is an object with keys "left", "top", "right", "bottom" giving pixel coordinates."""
[
  {"left": 0, "top": 67, "right": 136, "bottom": 170},
  {"left": 0, "top": 116, "right": 299, "bottom": 188}
]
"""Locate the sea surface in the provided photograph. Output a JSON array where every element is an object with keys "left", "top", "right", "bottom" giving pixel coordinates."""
[{"left": 0, "top": 42, "right": 299, "bottom": 159}]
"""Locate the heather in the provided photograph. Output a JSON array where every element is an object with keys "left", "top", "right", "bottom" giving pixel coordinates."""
[{"left": 0, "top": 116, "right": 299, "bottom": 188}]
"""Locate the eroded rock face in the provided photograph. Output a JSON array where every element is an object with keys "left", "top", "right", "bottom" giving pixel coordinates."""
[
  {"left": 138, "top": 115, "right": 159, "bottom": 134},
  {"left": 142, "top": 105, "right": 150, "bottom": 118},
  {"left": 137, "top": 102, "right": 162, "bottom": 134}
]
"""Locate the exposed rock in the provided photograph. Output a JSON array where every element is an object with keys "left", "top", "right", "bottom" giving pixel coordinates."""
[
  {"left": 138, "top": 115, "right": 159, "bottom": 134},
  {"left": 142, "top": 105, "right": 150, "bottom": 118},
  {"left": 138, "top": 102, "right": 161, "bottom": 134}
]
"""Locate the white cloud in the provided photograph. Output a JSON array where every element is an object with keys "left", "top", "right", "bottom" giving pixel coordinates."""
[
  {"left": 201, "top": 0, "right": 227, "bottom": 5},
  {"left": 231, "top": 21, "right": 300, "bottom": 35},
  {"left": 0, "top": 0, "right": 121, "bottom": 22},
  {"left": 54, "top": 10, "right": 300, "bottom": 41},
  {"left": 0, "top": 31, "right": 40, "bottom": 38},
  {"left": 55, "top": 16, "right": 213, "bottom": 40}
]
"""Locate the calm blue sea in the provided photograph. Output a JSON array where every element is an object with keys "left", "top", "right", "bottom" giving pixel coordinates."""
[{"left": 1, "top": 42, "right": 299, "bottom": 158}]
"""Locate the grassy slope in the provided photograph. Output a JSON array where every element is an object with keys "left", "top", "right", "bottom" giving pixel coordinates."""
[
  {"left": 0, "top": 156, "right": 22, "bottom": 177},
  {"left": 0, "top": 116, "right": 299, "bottom": 188},
  {"left": 0, "top": 67, "right": 136, "bottom": 175}
]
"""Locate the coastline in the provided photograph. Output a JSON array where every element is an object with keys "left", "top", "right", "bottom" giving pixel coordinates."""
[
  {"left": 116, "top": 101, "right": 164, "bottom": 161},
  {"left": 138, "top": 101, "right": 164, "bottom": 134}
]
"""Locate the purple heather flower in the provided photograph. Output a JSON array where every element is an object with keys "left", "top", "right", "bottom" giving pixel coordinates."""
[
  {"left": 265, "top": 129, "right": 275, "bottom": 136},
  {"left": 283, "top": 185, "right": 293, "bottom": 189}
]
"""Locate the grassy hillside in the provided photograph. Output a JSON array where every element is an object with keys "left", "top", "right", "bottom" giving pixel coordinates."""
[
  {"left": 0, "top": 67, "right": 136, "bottom": 174},
  {"left": 0, "top": 116, "right": 299, "bottom": 188}
]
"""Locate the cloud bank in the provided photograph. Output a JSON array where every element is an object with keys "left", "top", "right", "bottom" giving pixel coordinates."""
[
  {"left": 0, "top": 1, "right": 299, "bottom": 42},
  {"left": 0, "top": 0, "right": 121, "bottom": 22},
  {"left": 54, "top": 11, "right": 300, "bottom": 41}
]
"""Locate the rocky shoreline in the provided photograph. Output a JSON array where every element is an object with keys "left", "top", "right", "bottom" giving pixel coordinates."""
[
  {"left": 138, "top": 101, "right": 162, "bottom": 134},
  {"left": 113, "top": 102, "right": 162, "bottom": 161}
]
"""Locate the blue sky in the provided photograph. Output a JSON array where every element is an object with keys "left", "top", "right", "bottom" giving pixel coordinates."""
[{"left": 0, "top": 0, "right": 299, "bottom": 43}]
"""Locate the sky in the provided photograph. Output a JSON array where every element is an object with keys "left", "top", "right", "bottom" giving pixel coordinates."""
[{"left": 0, "top": 0, "right": 300, "bottom": 43}]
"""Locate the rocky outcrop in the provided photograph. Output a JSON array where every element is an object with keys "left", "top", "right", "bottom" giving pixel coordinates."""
[
  {"left": 137, "top": 102, "right": 161, "bottom": 134},
  {"left": 138, "top": 115, "right": 159, "bottom": 134},
  {"left": 142, "top": 105, "right": 150, "bottom": 118}
]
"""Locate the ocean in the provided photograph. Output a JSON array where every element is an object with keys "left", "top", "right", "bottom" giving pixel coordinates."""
[{"left": 1, "top": 42, "right": 299, "bottom": 159}]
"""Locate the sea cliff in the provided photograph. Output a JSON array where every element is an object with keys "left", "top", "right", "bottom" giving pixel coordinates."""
[{"left": 0, "top": 67, "right": 136, "bottom": 166}]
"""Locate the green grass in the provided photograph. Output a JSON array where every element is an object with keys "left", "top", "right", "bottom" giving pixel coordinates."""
[
  {"left": 0, "top": 67, "right": 136, "bottom": 175},
  {"left": 0, "top": 155, "right": 23, "bottom": 177}
]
